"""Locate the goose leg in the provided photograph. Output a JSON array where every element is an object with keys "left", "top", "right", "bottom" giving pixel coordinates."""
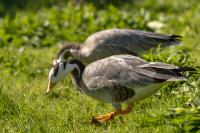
[{"left": 91, "top": 105, "right": 133, "bottom": 124}]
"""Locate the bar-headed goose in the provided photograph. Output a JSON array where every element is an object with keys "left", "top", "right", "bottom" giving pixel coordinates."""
[
  {"left": 56, "top": 29, "right": 181, "bottom": 63},
  {"left": 47, "top": 55, "right": 193, "bottom": 123}
]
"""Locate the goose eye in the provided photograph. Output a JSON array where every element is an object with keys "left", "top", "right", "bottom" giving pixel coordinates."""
[{"left": 63, "top": 52, "right": 70, "bottom": 59}]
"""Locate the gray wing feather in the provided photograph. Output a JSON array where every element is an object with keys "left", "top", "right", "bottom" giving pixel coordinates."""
[
  {"left": 84, "top": 55, "right": 185, "bottom": 88},
  {"left": 84, "top": 76, "right": 135, "bottom": 102},
  {"left": 81, "top": 55, "right": 187, "bottom": 103},
  {"left": 107, "top": 55, "right": 183, "bottom": 81},
  {"left": 130, "top": 67, "right": 183, "bottom": 81},
  {"left": 138, "top": 62, "right": 178, "bottom": 69}
]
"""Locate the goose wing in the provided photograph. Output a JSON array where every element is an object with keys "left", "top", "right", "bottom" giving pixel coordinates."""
[
  {"left": 82, "top": 55, "right": 191, "bottom": 103},
  {"left": 83, "top": 76, "right": 135, "bottom": 102},
  {"left": 83, "top": 55, "right": 186, "bottom": 90},
  {"left": 80, "top": 29, "right": 181, "bottom": 61}
]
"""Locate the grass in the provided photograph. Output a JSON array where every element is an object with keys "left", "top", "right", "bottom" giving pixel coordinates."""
[{"left": 0, "top": 0, "right": 200, "bottom": 132}]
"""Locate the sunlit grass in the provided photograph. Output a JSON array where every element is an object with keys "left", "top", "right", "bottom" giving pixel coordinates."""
[{"left": 0, "top": 0, "right": 200, "bottom": 132}]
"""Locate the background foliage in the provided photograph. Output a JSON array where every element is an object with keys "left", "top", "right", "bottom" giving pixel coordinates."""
[{"left": 0, "top": 0, "right": 200, "bottom": 132}]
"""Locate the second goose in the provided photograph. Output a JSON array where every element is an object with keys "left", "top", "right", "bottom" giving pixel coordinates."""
[{"left": 56, "top": 29, "right": 181, "bottom": 64}]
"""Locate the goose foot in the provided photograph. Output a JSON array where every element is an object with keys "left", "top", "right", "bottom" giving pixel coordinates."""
[
  {"left": 91, "top": 111, "right": 116, "bottom": 124},
  {"left": 91, "top": 105, "right": 133, "bottom": 124}
]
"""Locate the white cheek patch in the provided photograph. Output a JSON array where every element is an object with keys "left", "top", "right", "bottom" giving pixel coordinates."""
[
  {"left": 49, "top": 67, "right": 60, "bottom": 84},
  {"left": 49, "top": 62, "right": 81, "bottom": 84},
  {"left": 57, "top": 63, "right": 74, "bottom": 79},
  {"left": 49, "top": 68, "right": 54, "bottom": 80}
]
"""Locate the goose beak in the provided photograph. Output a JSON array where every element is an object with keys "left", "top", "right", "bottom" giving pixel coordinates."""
[{"left": 46, "top": 81, "right": 56, "bottom": 95}]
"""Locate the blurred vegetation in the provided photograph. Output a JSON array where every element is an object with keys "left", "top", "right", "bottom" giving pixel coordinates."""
[{"left": 0, "top": 0, "right": 200, "bottom": 132}]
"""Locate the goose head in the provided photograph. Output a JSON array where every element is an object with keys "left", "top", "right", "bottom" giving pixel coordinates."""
[
  {"left": 46, "top": 59, "right": 85, "bottom": 94},
  {"left": 56, "top": 44, "right": 80, "bottom": 62}
]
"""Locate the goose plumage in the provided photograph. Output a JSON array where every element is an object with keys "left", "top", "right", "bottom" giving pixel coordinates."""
[
  {"left": 56, "top": 29, "right": 181, "bottom": 64},
  {"left": 47, "top": 55, "right": 193, "bottom": 123}
]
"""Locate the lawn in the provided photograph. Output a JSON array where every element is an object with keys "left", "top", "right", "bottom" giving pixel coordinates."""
[{"left": 0, "top": 0, "right": 200, "bottom": 132}]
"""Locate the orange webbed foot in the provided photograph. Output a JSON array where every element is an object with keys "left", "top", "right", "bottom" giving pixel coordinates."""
[
  {"left": 91, "top": 112, "right": 116, "bottom": 124},
  {"left": 90, "top": 105, "right": 133, "bottom": 124}
]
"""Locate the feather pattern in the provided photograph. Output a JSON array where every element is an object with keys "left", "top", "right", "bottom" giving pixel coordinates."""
[
  {"left": 75, "top": 55, "right": 190, "bottom": 103},
  {"left": 49, "top": 55, "right": 194, "bottom": 111},
  {"left": 56, "top": 29, "right": 181, "bottom": 64},
  {"left": 78, "top": 29, "right": 181, "bottom": 63}
]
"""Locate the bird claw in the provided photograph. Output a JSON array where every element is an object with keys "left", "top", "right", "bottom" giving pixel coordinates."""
[
  {"left": 90, "top": 106, "right": 133, "bottom": 124},
  {"left": 90, "top": 112, "right": 116, "bottom": 124}
]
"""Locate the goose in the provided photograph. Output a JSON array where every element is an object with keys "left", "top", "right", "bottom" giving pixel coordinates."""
[
  {"left": 55, "top": 29, "right": 181, "bottom": 64},
  {"left": 47, "top": 55, "right": 193, "bottom": 123}
]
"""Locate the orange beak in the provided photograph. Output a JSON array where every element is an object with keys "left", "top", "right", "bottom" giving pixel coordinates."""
[{"left": 46, "top": 81, "right": 56, "bottom": 95}]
